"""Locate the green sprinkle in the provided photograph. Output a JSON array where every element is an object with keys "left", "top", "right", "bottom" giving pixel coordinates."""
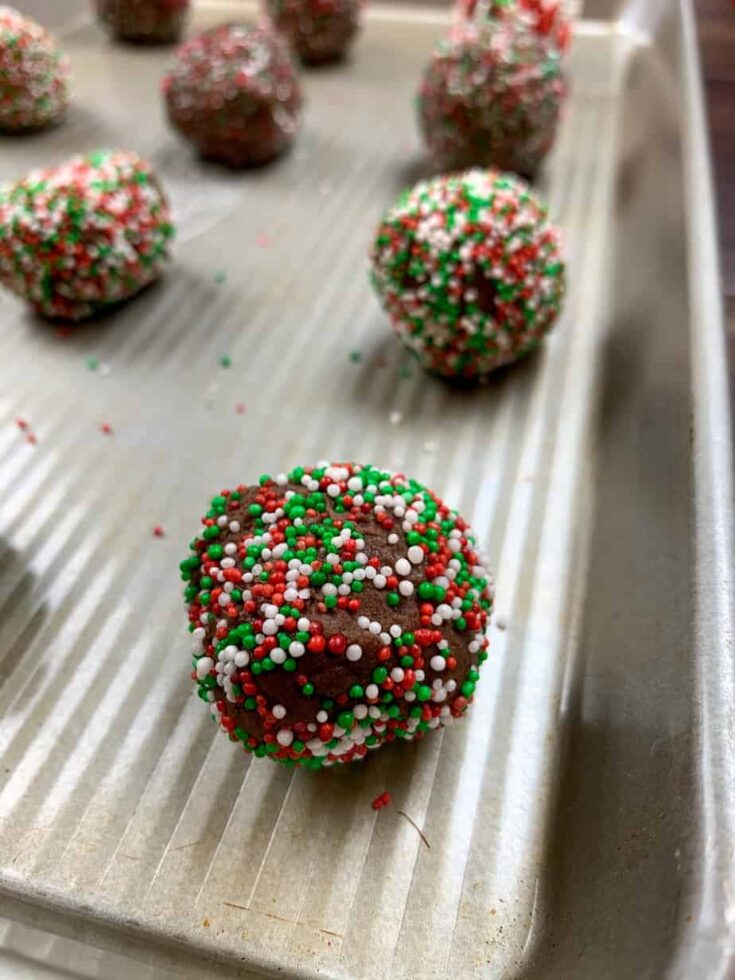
[{"left": 337, "top": 711, "right": 354, "bottom": 730}]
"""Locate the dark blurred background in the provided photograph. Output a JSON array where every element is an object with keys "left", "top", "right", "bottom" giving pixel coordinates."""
[{"left": 697, "top": 0, "right": 735, "bottom": 403}]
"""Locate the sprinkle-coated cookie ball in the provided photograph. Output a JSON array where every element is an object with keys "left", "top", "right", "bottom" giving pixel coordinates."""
[
  {"left": 0, "top": 150, "right": 174, "bottom": 321},
  {"left": 418, "top": 27, "right": 565, "bottom": 176},
  {"left": 0, "top": 7, "right": 69, "bottom": 132},
  {"left": 370, "top": 169, "right": 565, "bottom": 378},
  {"left": 264, "top": 0, "right": 360, "bottom": 65},
  {"left": 181, "top": 463, "right": 493, "bottom": 769},
  {"left": 95, "top": 0, "right": 190, "bottom": 44},
  {"left": 162, "top": 23, "right": 302, "bottom": 168},
  {"left": 458, "top": 0, "right": 573, "bottom": 53}
]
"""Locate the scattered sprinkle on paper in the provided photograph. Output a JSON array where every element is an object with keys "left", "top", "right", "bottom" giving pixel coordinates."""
[
  {"left": 219, "top": 355, "right": 232, "bottom": 369},
  {"left": 389, "top": 410, "right": 402, "bottom": 425}
]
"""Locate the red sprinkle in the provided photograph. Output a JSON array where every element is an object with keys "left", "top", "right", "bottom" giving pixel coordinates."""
[
  {"left": 100, "top": 423, "right": 113, "bottom": 435},
  {"left": 153, "top": 525, "right": 166, "bottom": 538},
  {"left": 372, "top": 791, "right": 392, "bottom": 811},
  {"left": 235, "top": 402, "right": 246, "bottom": 415}
]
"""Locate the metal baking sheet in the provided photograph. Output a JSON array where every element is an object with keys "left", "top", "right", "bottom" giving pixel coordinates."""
[{"left": 0, "top": 1, "right": 733, "bottom": 977}]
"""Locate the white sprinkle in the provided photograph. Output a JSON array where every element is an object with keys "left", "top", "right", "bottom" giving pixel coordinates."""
[
  {"left": 395, "top": 558, "right": 411, "bottom": 576},
  {"left": 365, "top": 684, "right": 379, "bottom": 699},
  {"left": 196, "top": 657, "right": 214, "bottom": 679},
  {"left": 273, "top": 704, "right": 287, "bottom": 719},
  {"left": 407, "top": 546, "right": 424, "bottom": 564},
  {"left": 346, "top": 644, "right": 363, "bottom": 662},
  {"left": 398, "top": 580, "right": 414, "bottom": 596},
  {"left": 277, "top": 730, "right": 293, "bottom": 746},
  {"left": 430, "top": 655, "right": 446, "bottom": 672}
]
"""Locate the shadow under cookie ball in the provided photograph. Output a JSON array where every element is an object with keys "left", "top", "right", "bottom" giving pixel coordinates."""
[
  {"left": 0, "top": 150, "right": 174, "bottom": 321},
  {"left": 95, "top": 0, "right": 189, "bottom": 44},
  {"left": 162, "top": 22, "right": 302, "bottom": 168},
  {"left": 0, "top": 7, "right": 69, "bottom": 131},
  {"left": 370, "top": 169, "right": 565, "bottom": 379},
  {"left": 181, "top": 463, "right": 493, "bottom": 769},
  {"left": 264, "top": 0, "right": 361, "bottom": 65},
  {"left": 418, "top": 26, "right": 566, "bottom": 177}
]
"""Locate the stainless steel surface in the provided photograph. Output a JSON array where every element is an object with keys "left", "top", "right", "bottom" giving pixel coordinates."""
[{"left": 0, "top": 2, "right": 732, "bottom": 978}]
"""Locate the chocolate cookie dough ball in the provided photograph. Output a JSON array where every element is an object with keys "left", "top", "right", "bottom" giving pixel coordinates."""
[
  {"left": 370, "top": 169, "right": 565, "bottom": 378},
  {"left": 163, "top": 23, "right": 302, "bottom": 168},
  {"left": 418, "top": 27, "right": 565, "bottom": 176},
  {"left": 95, "top": 0, "right": 189, "bottom": 44},
  {"left": 0, "top": 150, "right": 174, "bottom": 320},
  {"left": 181, "top": 463, "right": 493, "bottom": 769},
  {"left": 0, "top": 7, "right": 69, "bottom": 131},
  {"left": 265, "top": 0, "right": 360, "bottom": 65}
]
